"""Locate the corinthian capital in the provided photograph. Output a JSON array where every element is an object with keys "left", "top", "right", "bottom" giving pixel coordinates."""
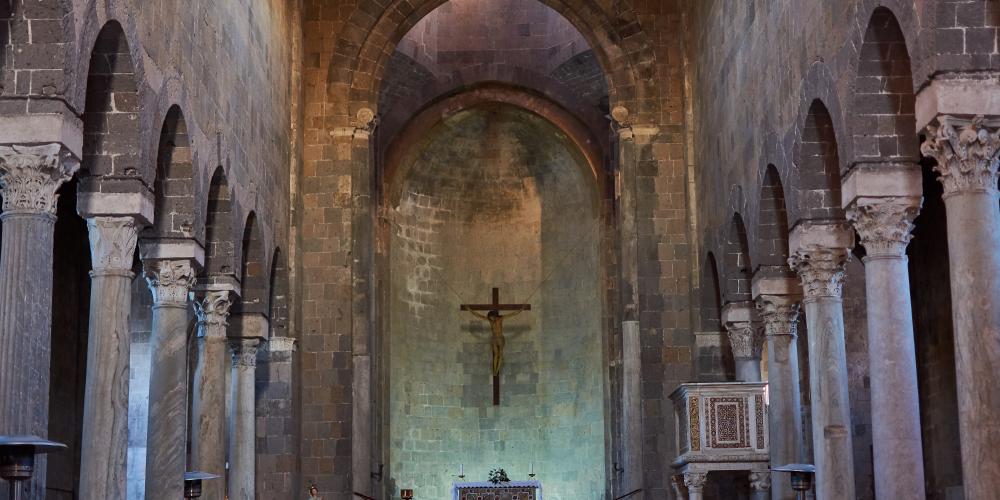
[
  {"left": 144, "top": 259, "right": 196, "bottom": 307},
  {"left": 755, "top": 296, "right": 800, "bottom": 338},
  {"left": 847, "top": 198, "right": 920, "bottom": 257},
  {"left": 0, "top": 143, "right": 80, "bottom": 215},
  {"left": 194, "top": 290, "right": 233, "bottom": 331},
  {"left": 722, "top": 302, "right": 763, "bottom": 359},
  {"left": 87, "top": 217, "right": 139, "bottom": 274},
  {"left": 230, "top": 338, "right": 261, "bottom": 368},
  {"left": 788, "top": 221, "right": 853, "bottom": 301},
  {"left": 921, "top": 115, "right": 1000, "bottom": 196}
]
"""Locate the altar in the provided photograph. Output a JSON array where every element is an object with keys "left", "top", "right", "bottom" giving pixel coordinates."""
[{"left": 452, "top": 480, "right": 543, "bottom": 500}]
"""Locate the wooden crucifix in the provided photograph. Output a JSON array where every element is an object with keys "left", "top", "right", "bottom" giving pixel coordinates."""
[{"left": 460, "top": 287, "right": 532, "bottom": 406}]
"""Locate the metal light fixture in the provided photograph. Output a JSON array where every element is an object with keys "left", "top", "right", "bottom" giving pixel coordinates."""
[
  {"left": 0, "top": 435, "right": 66, "bottom": 500},
  {"left": 771, "top": 463, "right": 816, "bottom": 500},
  {"left": 183, "top": 471, "right": 220, "bottom": 499}
]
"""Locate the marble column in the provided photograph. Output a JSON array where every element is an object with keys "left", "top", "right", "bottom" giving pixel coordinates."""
[
  {"left": 749, "top": 471, "right": 771, "bottom": 500},
  {"left": 844, "top": 163, "right": 926, "bottom": 499},
  {"left": 77, "top": 216, "right": 141, "bottom": 499},
  {"left": 143, "top": 259, "right": 197, "bottom": 500},
  {"left": 921, "top": 115, "right": 1000, "bottom": 499},
  {"left": 190, "top": 290, "right": 234, "bottom": 500},
  {"left": 722, "top": 301, "right": 763, "bottom": 382},
  {"left": 753, "top": 273, "right": 803, "bottom": 500},
  {"left": 229, "top": 336, "right": 262, "bottom": 500},
  {"left": 788, "top": 221, "right": 855, "bottom": 500},
  {"left": 683, "top": 472, "right": 707, "bottom": 500},
  {"left": 0, "top": 143, "right": 78, "bottom": 499}
]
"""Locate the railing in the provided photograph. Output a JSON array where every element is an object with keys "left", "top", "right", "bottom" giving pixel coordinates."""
[
  {"left": 353, "top": 492, "right": 377, "bottom": 500},
  {"left": 613, "top": 488, "right": 643, "bottom": 500}
]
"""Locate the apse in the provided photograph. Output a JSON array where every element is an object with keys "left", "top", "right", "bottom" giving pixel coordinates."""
[{"left": 387, "top": 103, "right": 605, "bottom": 499}]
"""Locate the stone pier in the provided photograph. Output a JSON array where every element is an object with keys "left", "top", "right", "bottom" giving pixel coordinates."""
[
  {"left": 788, "top": 221, "right": 856, "bottom": 500},
  {"left": 142, "top": 253, "right": 198, "bottom": 500},
  {"left": 0, "top": 143, "right": 78, "bottom": 499},
  {"left": 921, "top": 114, "right": 1000, "bottom": 499},
  {"left": 191, "top": 288, "right": 235, "bottom": 500},
  {"left": 844, "top": 163, "right": 926, "bottom": 499},
  {"left": 753, "top": 271, "right": 803, "bottom": 500}
]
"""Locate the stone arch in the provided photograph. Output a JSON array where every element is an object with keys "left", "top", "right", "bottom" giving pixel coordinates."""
[
  {"left": 148, "top": 106, "right": 196, "bottom": 239},
  {"left": 795, "top": 99, "right": 844, "bottom": 221},
  {"left": 700, "top": 252, "right": 724, "bottom": 332},
  {"left": 239, "top": 211, "right": 266, "bottom": 314},
  {"left": 81, "top": 20, "right": 140, "bottom": 178},
  {"left": 328, "top": 0, "right": 655, "bottom": 124},
  {"left": 850, "top": 6, "right": 919, "bottom": 165},
  {"left": 268, "top": 248, "right": 289, "bottom": 339},
  {"left": 204, "top": 166, "right": 236, "bottom": 277},
  {"left": 723, "top": 213, "right": 753, "bottom": 303},
  {"left": 757, "top": 165, "right": 791, "bottom": 268}
]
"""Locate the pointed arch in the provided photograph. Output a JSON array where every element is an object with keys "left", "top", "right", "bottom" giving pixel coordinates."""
[
  {"left": 851, "top": 7, "right": 918, "bottom": 164},
  {"left": 204, "top": 167, "right": 236, "bottom": 277},
  {"left": 239, "top": 212, "right": 266, "bottom": 314},
  {"left": 149, "top": 106, "right": 196, "bottom": 239},
  {"left": 700, "top": 252, "right": 724, "bottom": 333},
  {"left": 82, "top": 21, "right": 139, "bottom": 177},
  {"left": 758, "top": 165, "right": 791, "bottom": 267},
  {"left": 797, "top": 99, "right": 844, "bottom": 220},
  {"left": 724, "top": 214, "right": 753, "bottom": 303},
  {"left": 268, "top": 248, "right": 289, "bottom": 339}
]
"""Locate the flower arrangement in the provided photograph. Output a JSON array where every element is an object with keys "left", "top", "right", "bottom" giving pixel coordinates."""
[{"left": 487, "top": 468, "right": 510, "bottom": 484}]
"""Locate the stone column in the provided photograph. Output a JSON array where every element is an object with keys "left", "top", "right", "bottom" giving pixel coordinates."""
[
  {"left": 843, "top": 163, "right": 926, "bottom": 499},
  {"left": 142, "top": 258, "right": 197, "bottom": 500},
  {"left": 921, "top": 115, "right": 1000, "bottom": 499},
  {"left": 753, "top": 272, "right": 803, "bottom": 500},
  {"left": 721, "top": 301, "right": 763, "bottom": 382},
  {"left": 0, "top": 143, "right": 78, "bottom": 499},
  {"left": 683, "top": 472, "right": 707, "bottom": 500},
  {"left": 749, "top": 471, "right": 771, "bottom": 500},
  {"left": 77, "top": 215, "right": 143, "bottom": 499},
  {"left": 229, "top": 336, "right": 262, "bottom": 500},
  {"left": 190, "top": 289, "right": 235, "bottom": 500},
  {"left": 788, "top": 221, "right": 855, "bottom": 500}
]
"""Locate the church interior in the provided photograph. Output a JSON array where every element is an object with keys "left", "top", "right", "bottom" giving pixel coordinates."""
[{"left": 0, "top": 0, "right": 997, "bottom": 499}]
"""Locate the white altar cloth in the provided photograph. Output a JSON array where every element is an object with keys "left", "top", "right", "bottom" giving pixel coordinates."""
[{"left": 451, "top": 480, "right": 543, "bottom": 500}]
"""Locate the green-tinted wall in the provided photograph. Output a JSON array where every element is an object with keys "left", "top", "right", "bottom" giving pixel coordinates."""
[{"left": 388, "top": 104, "right": 605, "bottom": 499}]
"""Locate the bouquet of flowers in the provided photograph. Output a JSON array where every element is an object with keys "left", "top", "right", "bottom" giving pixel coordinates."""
[{"left": 487, "top": 468, "right": 510, "bottom": 484}]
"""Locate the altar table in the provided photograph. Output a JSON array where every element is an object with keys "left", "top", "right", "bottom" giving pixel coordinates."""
[{"left": 452, "top": 480, "right": 543, "bottom": 500}]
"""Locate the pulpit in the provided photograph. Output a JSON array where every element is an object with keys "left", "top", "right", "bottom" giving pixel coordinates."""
[
  {"left": 669, "top": 382, "right": 770, "bottom": 499},
  {"left": 452, "top": 480, "right": 542, "bottom": 500}
]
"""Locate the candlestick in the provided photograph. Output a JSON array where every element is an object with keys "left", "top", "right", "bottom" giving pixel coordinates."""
[
  {"left": 458, "top": 463, "right": 465, "bottom": 479},
  {"left": 529, "top": 462, "right": 535, "bottom": 478}
]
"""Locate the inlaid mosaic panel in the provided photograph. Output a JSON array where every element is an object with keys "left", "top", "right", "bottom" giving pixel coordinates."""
[
  {"left": 755, "top": 394, "right": 765, "bottom": 449},
  {"left": 708, "top": 397, "right": 749, "bottom": 449},
  {"left": 459, "top": 486, "right": 537, "bottom": 500},
  {"left": 689, "top": 396, "right": 701, "bottom": 451}
]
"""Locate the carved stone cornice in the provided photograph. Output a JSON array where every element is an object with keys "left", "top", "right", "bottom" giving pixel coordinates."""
[
  {"left": 87, "top": 216, "right": 139, "bottom": 274},
  {"left": 143, "top": 259, "right": 196, "bottom": 307},
  {"left": 230, "top": 338, "right": 261, "bottom": 368},
  {"left": 755, "top": 296, "right": 801, "bottom": 338},
  {"left": 920, "top": 115, "right": 1000, "bottom": 197},
  {"left": 789, "top": 248, "right": 851, "bottom": 301},
  {"left": 749, "top": 471, "right": 771, "bottom": 491},
  {"left": 847, "top": 198, "right": 921, "bottom": 257},
  {"left": 194, "top": 290, "right": 233, "bottom": 333},
  {"left": 0, "top": 143, "right": 79, "bottom": 215},
  {"left": 267, "top": 336, "right": 297, "bottom": 353},
  {"left": 725, "top": 321, "right": 765, "bottom": 359}
]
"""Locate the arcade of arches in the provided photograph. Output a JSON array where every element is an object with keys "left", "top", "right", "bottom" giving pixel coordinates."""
[{"left": 0, "top": 1, "right": 998, "bottom": 499}]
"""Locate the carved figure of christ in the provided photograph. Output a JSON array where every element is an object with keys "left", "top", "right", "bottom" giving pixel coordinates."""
[{"left": 460, "top": 287, "right": 531, "bottom": 405}]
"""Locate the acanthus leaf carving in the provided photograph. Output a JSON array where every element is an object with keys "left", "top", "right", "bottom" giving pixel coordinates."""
[
  {"left": 87, "top": 217, "right": 139, "bottom": 273},
  {"left": 724, "top": 321, "right": 764, "bottom": 359},
  {"left": 788, "top": 248, "right": 850, "bottom": 300},
  {"left": 194, "top": 290, "right": 233, "bottom": 332},
  {"left": 0, "top": 143, "right": 80, "bottom": 215},
  {"left": 749, "top": 471, "right": 771, "bottom": 491},
  {"left": 847, "top": 198, "right": 920, "bottom": 257},
  {"left": 230, "top": 338, "right": 261, "bottom": 368},
  {"left": 921, "top": 115, "right": 1000, "bottom": 197},
  {"left": 144, "top": 259, "right": 196, "bottom": 306}
]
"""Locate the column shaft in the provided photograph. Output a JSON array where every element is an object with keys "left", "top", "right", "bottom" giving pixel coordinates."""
[
  {"left": 0, "top": 143, "right": 78, "bottom": 500},
  {"left": 143, "top": 260, "right": 196, "bottom": 500},
  {"left": 191, "top": 291, "right": 233, "bottom": 500},
  {"left": 78, "top": 217, "right": 139, "bottom": 499},
  {"left": 229, "top": 338, "right": 260, "bottom": 500}
]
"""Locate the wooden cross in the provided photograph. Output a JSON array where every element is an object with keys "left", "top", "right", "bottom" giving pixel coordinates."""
[{"left": 460, "top": 287, "right": 532, "bottom": 406}]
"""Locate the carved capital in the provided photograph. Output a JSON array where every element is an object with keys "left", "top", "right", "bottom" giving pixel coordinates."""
[
  {"left": 143, "top": 259, "right": 196, "bottom": 307},
  {"left": 789, "top": 247, "right": 851, "bottom": 300},
  {"left": 755, "top": 296, "right": 800, "bottom": 337},
  {"left": 847, "top": 198, "right": 920, "bottom": 257},
  {"left": 921, "top": 115, "right": 1000, "bottom": 197},
  {"left": 194, "top": 290, "right": 233, "bottom": 332},
  {"left": 86, "top": 216, "right": 139, "bottom": 274},
  {"left": 725, "top": 321, "right": 764, "bottom": 359},
  {"left": 684, "top": 472, "right": 708, "bottom": 491},
  {"left": 230, "top": 338, "right": 261, "bottom": 368},
  {"left": 749, "top": 471, "right": 771, "bottom": 491},
  {"left": 0, "top": 143, "right": 79, "bottom": 215}
]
